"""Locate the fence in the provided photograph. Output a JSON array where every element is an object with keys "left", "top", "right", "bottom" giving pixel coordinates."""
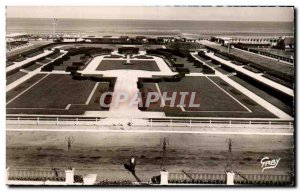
[
  {"left": 234, "top": 173, "right": 292, "bottom": 183},
  {"left": 8, "top": 168, "right": 66, "bottom": 181},
  {"left": 7, "top": 167, "right": 293, "bottom": 186},
  {"left": 148, "top": 118, "right": 293, "bottom": 129},
  {"left": 6, "top": 116, "right": 104, "bottom": 126},
  {"left": 169, "top": 172, "right": 226, "bottom": 182},
  {"left": 168, "top": 171, "right": 292, "bottom": 185},
  {"left": 6, "top": 116, "right": 293, "bottom": 129}
]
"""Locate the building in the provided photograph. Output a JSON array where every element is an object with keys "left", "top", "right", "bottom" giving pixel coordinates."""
[
  {"left": 135, "top": 36, "right": 148, "bottom": 43},
  {"left": 211, "top": 36, "right": 278, "bottom": 46},
  {"left": 6, "top": 33, "right": 29, "bottom": 51},
  {"left": 181, "top": 37, "right": 197, "bottom": 42},
  {"left": 118, "top": 47, "right": 139, "bottom": 54},
  {"left": 82, "top": 36, "right": 129, "bottom": 43},
  {"left": 156, "top": 36, "right": 181, "bottom": 43},
  {"left": 276, "top": 36, "right": 294, "bottom": 51}
]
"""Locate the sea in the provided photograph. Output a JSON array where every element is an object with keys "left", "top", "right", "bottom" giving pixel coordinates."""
[{"left": 6, "top": 18, "right": 294, "bottom": 38}]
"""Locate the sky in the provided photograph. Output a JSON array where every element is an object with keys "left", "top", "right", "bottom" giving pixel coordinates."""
[{"left": 6, "top": 6, "right": 294, "bottom": 22}]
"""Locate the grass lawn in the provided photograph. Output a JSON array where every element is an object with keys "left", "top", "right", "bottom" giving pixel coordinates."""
[
  {"left": 172, "top": 56, "right": 202, "bottom": 73},
  {"left": 6, "top": 71, "right": 27, "bottom": 85},
  {"left": 38, "top": 58, "right": 52, "bottom": 64},
  {"left": 97, "top": 59, "right": 160, "bottom": 71},
  {"left": 6, "top": 74, "right": 99, "bottom": 114},
  {"left": 24, "top": 64, "right": 41, "bottom": 71},
  {"left": 229, "top": 76, "right": 293, "bottom": 116},
  {"left": 47, "top": 52, "right": 64, "bottom": 60},
  {"left": 68, "top": 82, "right": 111, "bottom": 111},
  {"left": 140, "top": 76, "right": 276, "bottom": 118},
  {"left": 7, "top": 74, "right": 47, "bottom": 101}
]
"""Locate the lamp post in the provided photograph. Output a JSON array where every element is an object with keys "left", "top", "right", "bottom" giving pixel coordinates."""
[{"left": 52, "top": 18, "right": 57, "bottom": 40}]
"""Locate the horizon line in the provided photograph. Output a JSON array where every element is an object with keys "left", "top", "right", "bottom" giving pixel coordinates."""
[{"left": 6, "top": 17, "right": 294, "bottom": 22}]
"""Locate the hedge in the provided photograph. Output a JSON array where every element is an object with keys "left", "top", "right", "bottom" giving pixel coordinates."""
[
  {"left": 194, "top": 60, "right": 203, "bottom": 67},
  {"left": 203, "top": 65, "right": 215, "bottom": 74},
  {"left": 176, "top": 67, "right": 190, "bottom": 74}
]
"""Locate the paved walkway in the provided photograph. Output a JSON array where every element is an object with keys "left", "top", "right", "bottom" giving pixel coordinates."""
[
  {"left": 191, "top": 53, "right": 293, "bottom": 120},
  {"left": 80, "top": 54, "right": 177, "bottom": 119}
]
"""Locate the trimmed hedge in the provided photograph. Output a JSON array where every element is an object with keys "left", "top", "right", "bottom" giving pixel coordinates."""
[
  {"left": 41, "top": 64, "right": 54, "bottom": 72},
  {"left": 198, "top": 51, "right": 211, "bottom": 60},
  {"left": 194, "top": 60, "right": 203, "bottom": 67},
  {"left": 65, "top": 66, "right": 79, "bottom": 72},
  {"left": 203, "top": 65, "right": 215, "bottom": 74},
  {"left": 66, "top": 47, "right": 113, "bottom": 56},
  {"left": 176, "top": 67, "right": 190, "bottom": 74}
]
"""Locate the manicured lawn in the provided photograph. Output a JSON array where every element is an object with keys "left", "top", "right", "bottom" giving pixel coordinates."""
[
  {"left": 47, "top": 52, "right": 64, "bottom": 60},
  {"left": 24, "top": 64, "right": 41, "bottom": 71},
  {"left": 6, "top": 71, "right": 27, "bottom": 85},
  {"left": 6, "top": 74, "right": 47, "bottom": 100},
  {"left": 140, "top": 76, "right": 276, "bottom": 118},
  {"left": 229, "top": 76, "right": 293, "bottom": 116},
  {"left": 6, "top": 74, "right": 102, "bottom": 115},
  {"left": 96, "top": 59, "right": 160, "bottom": 71},
  {"left": 38, "top": 58, "right": 52, "bottom": 64}
]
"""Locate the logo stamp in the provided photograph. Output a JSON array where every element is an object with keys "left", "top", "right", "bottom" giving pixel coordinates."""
[{"left": 260, "top": 157, "right": 281, "bottom": 172}]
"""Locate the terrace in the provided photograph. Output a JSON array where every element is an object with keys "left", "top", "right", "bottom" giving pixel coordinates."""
[
  {"left": 200, "top": 51, "right": 294, "bottom": 97},
  {"left": 202, "top": 41, "right": 294, "bottom": 80}
]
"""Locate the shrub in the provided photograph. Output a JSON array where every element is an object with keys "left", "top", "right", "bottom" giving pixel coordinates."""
[
  {"left": 203, "top": 65, "right": 215, "bottom": 74},
  {"left": 41, "top": 65, "right": 54, "bottom": 72},
  {"left": 72, "top": 62, "right": 84, "bottom": 66},
  {"left": 176, "top": 67, "right": 190, "bottom": 74},
  {"left": 74, "top": 175, "right": 83, "bottom": 183},
  {"left": 194, "top": 60, "right": 203, "bottom": 67},
  {"left": 65, "top": 66, "right": 79, "bottom": 72}
]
